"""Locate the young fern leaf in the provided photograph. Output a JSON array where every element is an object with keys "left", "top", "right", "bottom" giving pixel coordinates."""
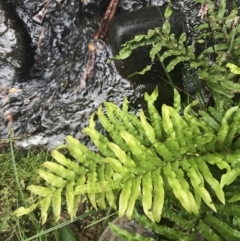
[
  {"left": 204, "top": 153, "right": 231, "bottom": 188},
  {"left": 171, "top": 161, "right": 199, "bottom": 214},
  {"left": 51, "top": 189, "right": 62, "bottom": 223},
  {"left": 151, "top": 168, "right": 164, "bottom": 223},
  {"left": 66, "top": 180, "right": 75, "bottom": 219},
  {"left": 169, "top": 163, "right": 199, "bottom": 214},
  {"left": 107, "top": 142, "right": 136, "bottom": 168},
  {"left": 119, "top": 180, "right": 133, "bottom": 218},
  {"left": 27, "top": 185, "right": 54, "bottom": 197},
  {"left": 40, "top": 197, "right": 51, "bottom": 224},
  {"left": 195, "top": 157, "right": 225, "bottom": 204},
  {"left": 51, "top": 149, "right": 85, "bottom": 175},
  {"left": 144, "top": 87, "right": 163, "bottom": 140},
  {"left": 126, "top": 177, "right": 141, "bottom": 219},
  {"left": 197, "top": 220, "right": 221, "bottom": 241},
  {"left": 38, "top": 169, "right": 67, "bottom": 188},
  {"left": 216, "top": 106, "right": 239, "bottom": 146},
  {"left": 204, "top": 214, "right": 240, "bottom": 239},
  {"left": 98, "top": 104, "right": 129, "bottom": 151},
  {"left": 105, "top": 165, "right": 117, "bottom": 210},
  {"left": 142, "top": 172, "right": 154, "bottom": 222},
  {"left": 42, "top": 161, "right": 76, "bottom": 181},
  {"left": 181, "top": 157, "right": 215, "bottom": 211}
]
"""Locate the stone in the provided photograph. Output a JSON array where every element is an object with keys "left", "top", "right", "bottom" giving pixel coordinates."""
[
  {"left": 83, "top": 0, "right": 111, "bottom": 15},
  {"left": 0, "top": 1, "right": 33, "bottom": 72},
  {"left": 0, "top": 0, "right": 201, "bottom": 149},
  {"left": 108, "top": 5, "right": 185, "bottom": 107},
  {"left": 0, "top": 0, "right": 34, "bottom": 140}
]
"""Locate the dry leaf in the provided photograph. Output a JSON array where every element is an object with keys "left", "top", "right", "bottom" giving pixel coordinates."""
[
  {"left": 232, "top": 16, "right": 240, "bottom": 28},
  {"left": 8, "top": 88, "right": 23, "bottom": 94},
  {"left": 198, "top": 4, "right": 209, "bottom": 19}
]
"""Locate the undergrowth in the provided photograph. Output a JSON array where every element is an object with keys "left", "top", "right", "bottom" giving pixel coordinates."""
[
  {"left": 6, "top": 0, "right": 240, "bottom": 240},
  {"left": 0, "top": 147, "right": 111, "bottom": 241},
  {"left": 0, "top": 148, "right": 52, "bottom": 241}
]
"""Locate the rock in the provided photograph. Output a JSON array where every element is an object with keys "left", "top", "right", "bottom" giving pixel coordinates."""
[
  {"left": 83, "top": 0, "right": 111, "bottom": 15},
  {"left": 108, "top": 5, "right": 185, "bottom": 107},
  {"left": 0, "top": 0, "right": 34, "bottom": 139},
  {"left": 118, "top": 0, "right": 148, "bottom": 13},
  {"left": 0, "top": 0, "right": 202, "bottom": 149},
  {"left": 0, "top": 0, "right": 34, "bottom": 78}
]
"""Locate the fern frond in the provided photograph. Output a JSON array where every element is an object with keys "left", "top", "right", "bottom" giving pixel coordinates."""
[
  {"left": 197, "top": 220, "right": 221, "bottom": 241},
  {"left": 112, "top": 0, "right": 240, "bottom": 108},
  {"left": 15, "top": 86, "right": 240, "bottom": 225},
  {"left": 133, "top": 209, "right": 194, "bottom": 241},
  {"left": 203, "top": 214, "right": 240, "bottom": 240}
]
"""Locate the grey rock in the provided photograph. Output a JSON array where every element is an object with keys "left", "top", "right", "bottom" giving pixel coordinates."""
[
  {"left": 0, "top": 0, "right": 203, "bottom": 149},
  {"left": 0, "top": 1, "right": 33, "bottom": 76}
]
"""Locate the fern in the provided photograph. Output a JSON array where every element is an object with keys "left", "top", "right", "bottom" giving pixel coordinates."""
[
  {"left": 112, "top": 0, "right": 240, "bottom": 109},
  {"left": 15, "top": 87, "right": 240, "bottom": 226},
  {"left": 112, "top": 203, "right": 240, "bottom": 241}
]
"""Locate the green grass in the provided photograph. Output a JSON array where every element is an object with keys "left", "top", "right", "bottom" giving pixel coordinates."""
[
  {"left": 0, "top": 146, "right": 53, "bottom": 241},
  {"left": 0, "top": 145, "right": 114, "bottom": 241}
]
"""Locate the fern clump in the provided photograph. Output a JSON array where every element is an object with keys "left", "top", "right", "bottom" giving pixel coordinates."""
[
  {"left": 15, "top": 87, "right": 240, "bottom": 228},
  {"left": 113, "top": 0, "right": 240, "bottom": 109}
]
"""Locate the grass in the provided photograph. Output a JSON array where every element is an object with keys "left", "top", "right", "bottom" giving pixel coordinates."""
[
  {"left": 0, "top": 144, "right": 112, "bottom": 241},
  {"left": 0, "top": 146, "right": 52, "bottom": 241}
]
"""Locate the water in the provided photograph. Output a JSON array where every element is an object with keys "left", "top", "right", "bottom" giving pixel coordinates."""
[{"left": 0, "top": 0, "right": 203, "bottom": 149}]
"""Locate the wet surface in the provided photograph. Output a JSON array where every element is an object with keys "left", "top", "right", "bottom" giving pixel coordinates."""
[
  {"left": 0, "top": 0, "right": 34, "bottom": 144},
  {"left": 0, "top": 0, "right": 203, "bottom": 149}
]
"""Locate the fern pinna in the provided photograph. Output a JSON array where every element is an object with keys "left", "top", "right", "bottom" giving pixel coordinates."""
[{"left": 15, "top": 87, "right": 240, "bottom": 240}]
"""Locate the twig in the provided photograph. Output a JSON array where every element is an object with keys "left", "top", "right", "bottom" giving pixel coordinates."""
[
  {"left": 94, "top": 0, "right": 121, "bottom": 39},
  {"left": 78, "top": 0, "right": 120, "bottom": 92}
]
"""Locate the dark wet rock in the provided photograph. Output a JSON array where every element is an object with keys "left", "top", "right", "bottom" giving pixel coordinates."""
[
  {"left": 83, "top": 0, "right": 111, "bottom": 15},
  {"left": 0, "top": 0, "right": 34, "bottom": 139},
  {"left": 0, "top": 0, "right": 135, "bottom": 149},
  {"left": 7, "top": 0, "right": 41, "bottom": 45},
  {"left": 108, "top": 5, "right": 185, "bottom": 107},
  {"left": 150, "top": 0, "right": 166, "bottom": 6},
  {"left": 0, "top": 0, "right": 33, "bottom": 79},
  {"left": 0, "top": 0, "right": 203, "bottom": 149},
  {"left": 118, "top": 0, "right": 148, "bottom": 13}
]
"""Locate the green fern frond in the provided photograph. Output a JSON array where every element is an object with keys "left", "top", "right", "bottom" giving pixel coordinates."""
[
  {"left": 203, "top": 214, "right": 240, "bottom": 240},
  {"left": 133, "top": 209, "right": 195, "bottom": 241},
  {"left": 129, "top": 203, "right": 240, "bottom": 241},
  {"left": 15, "top": 86, "right": 240, "bottom": 225},
  {"left": 112, "top": 0, "right": 240, "bottom": 108}
]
